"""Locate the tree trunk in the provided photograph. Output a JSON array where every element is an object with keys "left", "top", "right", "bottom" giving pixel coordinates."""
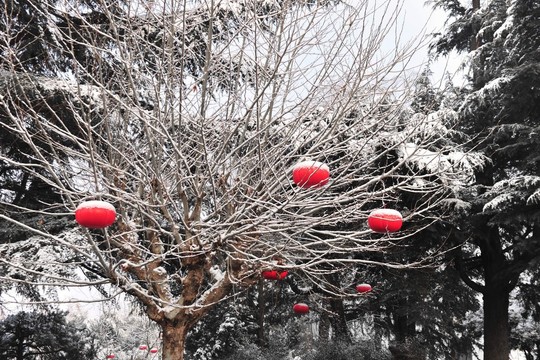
[
  {"left": 482, "top": 286, "right": 510, "bottom": 360},
  {"left": 328, "top": 297, "right": 351, "bottom": 342},
  {"left": 16, "top": 336, "right": 24, "bottom": 360},
  {"left": 389, "top": 296, "right": 421, "bottom": 360},
  {"left": 470, "top": 0, "right": 481, "bottom": 52},
  {"left": 161, "top": 321, "right": 190, "bottom": 360},
  {"left": 319, "top": 310, "right": 330, "bottom": 343}
]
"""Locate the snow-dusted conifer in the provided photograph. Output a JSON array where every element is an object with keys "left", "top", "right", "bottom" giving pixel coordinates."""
[{"left": 431, "top": 1, "right": 540, "bottom": 358}]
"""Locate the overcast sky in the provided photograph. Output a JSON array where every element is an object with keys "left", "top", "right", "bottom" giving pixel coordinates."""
[{"left": 400, "top": 0, "right": 466, "bottom": 86}]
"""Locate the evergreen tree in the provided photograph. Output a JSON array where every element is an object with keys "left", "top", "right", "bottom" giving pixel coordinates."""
[
  {"left": 431, "top": 0, "right": 540, "bottom": 358},
  {"left": 0, "top": 310, "right": 96, "bottom": 360},
  {"left": 86, "top": 303, "right": 161, "bottom": 359},
  {"left": 513, "top": 269, "right": 540, "bottom": 359},
  {"left": 410, "top": 67, "right": 440, "bottom": 114}
]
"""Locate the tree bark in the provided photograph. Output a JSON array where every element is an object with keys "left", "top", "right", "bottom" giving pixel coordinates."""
[
  {"left": 482, "top": 286, "right": 510, "bottom": 360},
  {"left": 476, "top": 224, "right": 512, "bottom": 360},
  {"left": 161, "top": 321, "right": 190, "bottom": 360}
]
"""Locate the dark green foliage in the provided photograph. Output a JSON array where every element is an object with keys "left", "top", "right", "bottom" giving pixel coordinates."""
[
  {"left": 222, "top": 343, "right": 266, "bottom": 360},
  {"left": 0, "top": 310, "right": 97, "bottom": 360},
  {"left": 1, "top": 0, "right": 125, "bottom": 75},
  {"left": 185, "top": 278, "right": 306, "bottom": 359},
  {"left": 430, "top": 0, "right": 466, "bottom": 17},
  {"left": 430, "top": 0, "right": 540, "bottom": 357},
  {"left": 377, "top": 287, "right": 477, "bottom": 358},
  {"left": 361, "top": 251, "right": 479, "bottom": 359},
  {"left": 429, "top": 0, "right": 476, "bottom": 56},
  {"left": 185, "top": 297, "right": 258, "bottom": 359}
]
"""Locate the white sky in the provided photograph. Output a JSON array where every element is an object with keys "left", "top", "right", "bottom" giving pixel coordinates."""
[{"left": 399, "top": 0, "right": 466, "bottom": 86}]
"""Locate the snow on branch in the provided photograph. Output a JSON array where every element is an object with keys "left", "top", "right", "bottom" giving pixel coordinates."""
[
  {"left": 0, "top": 71, "right": 105, "bottom": 109},
  {"left": 397, "top": 142, "right": 490, "bottom": 187},
  {"left": 482, "top": 176, "right": 540, "bottom": 212},
  {"left": 458, "top": 75, "right": 511, "bottom": 116},
  {"left": 526, "top": 188, "right": 540, "bottom": 206}
]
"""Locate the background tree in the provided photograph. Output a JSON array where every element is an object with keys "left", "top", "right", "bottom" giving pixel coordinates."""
[
  {"left": 359, "top": 90, "right": 484, "bottom": 359},
  {"left": 86, "top": 302, "right": 161, "bottom": 359},
  {"left": 430, "top": 0, "right": 540, "bottom": 358},
  {"left": 0, "top": 1, "right": 476, "bottom": 359},
  {"left": 0, "top": 309, "right": 96, "bottom": 360}
]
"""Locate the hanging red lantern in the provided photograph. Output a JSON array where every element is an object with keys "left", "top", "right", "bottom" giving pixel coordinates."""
[
  {"left": 293, "top": 303, "right": 310, "bottom": 314},
  {"left": 75, "top": 200, "right": 116, "bottom": 229},
  {"left": 150, "top": 348, "right": 158, "bottom": 354},
  {"left": 356, "top": 283, "right": 372, "bottom": 293},
  {"left": 262, "top": 270, "right": 278, "bottom": 280},
  {"left": 139, "top": 345, "right": 148, "bottom": 350},
  {"left": 106, "top": 355, "right": 115, "bottom": 359},
  {"left": 262, "top": 270, "right": 288, "bottom": 280},
  {"left": 367, "top": 209, "right": 403, "bottom": 233},
  {"left": 292, "top": 160, "right": 330, "bottom": 188}
]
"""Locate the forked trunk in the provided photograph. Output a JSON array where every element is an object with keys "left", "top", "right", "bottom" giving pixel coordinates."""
[
  {"left": 483, "top": 286, "right": 510, "bottom": 360},
  {"left": 161, "top": 321, "right": 190, "bottom": 360}
]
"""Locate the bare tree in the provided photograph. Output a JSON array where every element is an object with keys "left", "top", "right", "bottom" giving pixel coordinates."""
[{"left": 0, "top": 1, "right": 470, "bottom": 359}]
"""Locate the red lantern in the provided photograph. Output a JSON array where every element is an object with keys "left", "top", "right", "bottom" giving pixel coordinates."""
[
  {"left": 75, "top": 200, "right": 116, "bottom": 229},
  {"left": 356, "top": 283, "right": 372, "bottom": 293},
  {"left": 262, "top": 270, "right": 288, "bottom": 280},
  {"left": 150, "top": 348, "right": 158, "bottom": 354},
  {"left": 292, "top": 161, "right": 330, "bottom": 188},
  {"left": 367, "top": 209, "right": 403, "bottom": 233},
  {"left": 293, "top": 303, "right": 310, "bottom": 314},
  {"left": 262, "top": 270, "right": 278, "bottom": 280},
  {"left": 139, "top": 345, "right": 148, "bottom": 350},
  {"left": 106, "top": 355, "right": 115, "bottom": 359}
]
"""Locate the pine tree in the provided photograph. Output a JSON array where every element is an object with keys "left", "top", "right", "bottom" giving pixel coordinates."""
[
  {"left": 0, "top": 310, "right": 97, "bottom": 360},
  {"left": 431, "top": 0, "right": 540, "bottom": 358}
]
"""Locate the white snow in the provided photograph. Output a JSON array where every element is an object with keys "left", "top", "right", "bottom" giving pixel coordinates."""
[
  {"left": 398, "top": 142, "right": 489, "bottom": 187},
  {"left": 494, "top": 0, "right": 516, "bottom": 40},
  {"left": 218, "top": 0, "right": 243, "bottom": 15},
  {"left": 75, "top": 200, "right": 116, "bottom": 211},
  {"left": 482, "top": 76, "right": 510, "bottom": 93},
  {"left": 482, "top": 176, "right": 540, "bottom": 212},
  {"left": 208, "top": 265, "right": 225, "bottom": 282},
  {"left": 369, "top": 209, "right": 402, "bottom": 219},
  {"left": 491, "top": 176, "right": 540, "bottom": 193},
  {"left": 152, "top": 266, "right": 167, "bottom": 277},
  {"left": 39, "top": 78, "right": 104, "bottom": 105},
  {"left": 398, "top": 143, "right": 445, "bottom": 174},
  {"left": 482, "top": 193, "right": 515, "bottom": 213},
  {"left": 526, "top": 189, "right": 540, "bottom": 206},
  {"left": 292, "top": 160, "right": 329, "bottom": 172}
]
